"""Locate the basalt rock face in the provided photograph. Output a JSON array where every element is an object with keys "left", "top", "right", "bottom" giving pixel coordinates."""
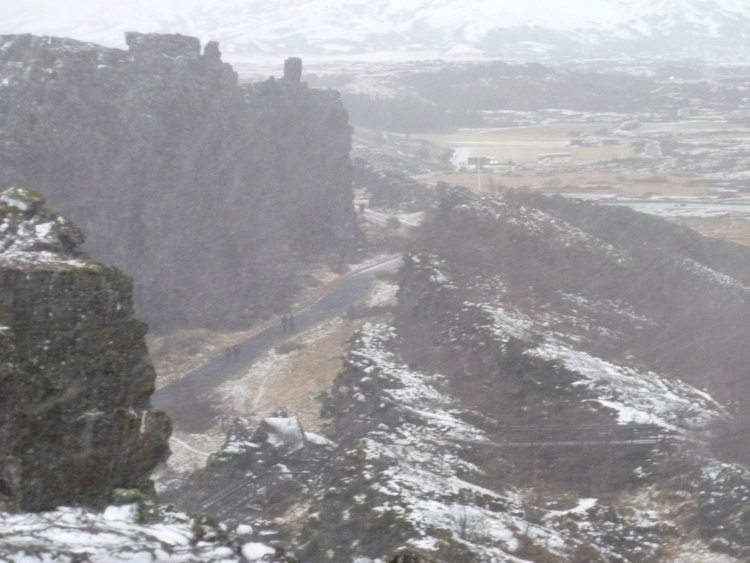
[
  {"left": 0, "top": 187, "right": 171, "bottom": 511},
  {"left": 0, "top": 33, "right": 357, "bottom": 329}
]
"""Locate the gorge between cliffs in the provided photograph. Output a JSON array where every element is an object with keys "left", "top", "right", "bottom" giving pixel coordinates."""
[{"left": 2, "top": 28, "right": 750, "bottom": 563}]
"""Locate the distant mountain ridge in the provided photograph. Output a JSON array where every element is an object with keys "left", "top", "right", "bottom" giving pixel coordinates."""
[{"left": 1, "top": 0, "right": 749, "bottom": 61}]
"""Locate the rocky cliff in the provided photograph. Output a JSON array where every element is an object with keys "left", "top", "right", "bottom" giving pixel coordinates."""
[
  {"left": 0, "top": 186, "right": 170, "bottom": 511},
  {"left": 0, "top": 33, "right": 358, "bottom": 328}
]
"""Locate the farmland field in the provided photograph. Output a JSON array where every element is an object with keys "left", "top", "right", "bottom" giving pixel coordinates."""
[{"left": 410, "top": 119, "right": 750, "bottom": 247}]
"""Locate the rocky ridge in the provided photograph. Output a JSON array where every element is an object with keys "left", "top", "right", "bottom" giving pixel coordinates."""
[
  {"left": 166, "top": 189, "right": 750, "bottom": 561},
  {"left": 416, "top": 189, "right": 750, "bottom": 401}
]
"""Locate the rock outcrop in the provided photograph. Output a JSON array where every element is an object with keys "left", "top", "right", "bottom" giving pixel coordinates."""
[
  {"left": 0, "top": 187, "right": 170, "bottom": 511},
  {"left": 163, "top": 409, "right": 334, "bottom": 540},
  {"left": 0, "top": 33, "right": 358, "bottom": 329}
]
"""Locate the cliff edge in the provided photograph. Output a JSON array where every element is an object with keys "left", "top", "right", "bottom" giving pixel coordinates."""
[
  {"left": 0, "top": 33, "right": 358, "bottom": 329},
  {"left": 0, "top": 186, "right": 171, "bottom": 511}
]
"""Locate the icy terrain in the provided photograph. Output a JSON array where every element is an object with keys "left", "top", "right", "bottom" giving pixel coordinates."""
[
  {"left": 0, "top": 503, "right": 279, "bottom": 562},
  {"left": 308, "top": 319, "right": 742, "bottom": 560}
]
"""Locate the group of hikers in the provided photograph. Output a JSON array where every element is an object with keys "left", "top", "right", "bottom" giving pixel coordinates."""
[
  {"left": 223, "top": 311, "right": 297, "bottom": 365},
  {"left": 224, "top": 344, "right": 241, "bottom": 364}
]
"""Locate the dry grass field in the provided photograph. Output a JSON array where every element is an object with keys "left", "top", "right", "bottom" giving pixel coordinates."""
[
  {"left": 413, "top": 121, "right": 750, "bottom": 247},
  {"left": 637, "top": 120, "right": 744, "bottom": 134},
  {"left": 673, "top": 217, "right": 750, "bottom": 248},
  {"left": 417, "top": 123, "right": 636, "bottom": 165},
  {"left": 418, "top": 170, "right": 715, "bottom": 198}
]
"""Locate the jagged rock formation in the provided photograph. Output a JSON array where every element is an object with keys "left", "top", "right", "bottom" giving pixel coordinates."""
[
  {"left": 168, "top": 188, "right": 750, "bottom": 561},
  {"left": 162, "top": 410, "right": 334, "bottom": 544},
  {"left": 0, "top": 186, "right": 170, "bottom": 511},
  {"left": 0, "top": 32, "right": 358, "bottom": 328}
]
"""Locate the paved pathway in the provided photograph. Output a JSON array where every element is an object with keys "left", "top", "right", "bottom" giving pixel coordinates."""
[{"left": 152, "top": 256, "right": 402, "bottom": 424}]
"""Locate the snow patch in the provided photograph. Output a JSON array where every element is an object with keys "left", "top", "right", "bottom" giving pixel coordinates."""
[
  {"left": 681, "top": 257, "right": 750, "bottom": 292},
  {"left": 0, "top": 505, "right": 238, "bottom": 561},
  {"left": 529, "top": 341, "right": 722, "bottom": 431},
  {"left": 367, "top": 280, "right": 398, "bottom": 307},
  {"left": 261, "top": 416, "right": 306, "bottom": 453},
  {"left": 241, "top": 542, "right": 276, "bottom": 560}
]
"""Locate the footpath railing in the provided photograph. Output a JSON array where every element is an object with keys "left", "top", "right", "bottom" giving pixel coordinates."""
[{"left": 452, "top": 424, "right": 665, "bottom": 448}]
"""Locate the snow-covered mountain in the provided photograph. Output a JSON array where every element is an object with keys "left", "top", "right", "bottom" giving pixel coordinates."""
[{"left": 1, "top": 0, "right": 749, "bottom": 62}]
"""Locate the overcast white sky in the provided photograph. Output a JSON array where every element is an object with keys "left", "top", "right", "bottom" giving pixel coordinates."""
[
  {"left": 0, "top": 0, "right": 655, "bottom": 44},
  {"left": 1, "top": 0, "right": 748, "bottom": 61}
]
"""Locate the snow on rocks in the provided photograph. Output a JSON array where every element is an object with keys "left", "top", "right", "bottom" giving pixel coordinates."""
[
  {"left": 241, "top": 542, "right": 277, "bottom": 561},
  {"left": 306, "top": 432, "right": 337, "bottom": 447},
  {"left": 255, "top": 415, "right": 307, "bottom": 455},
  {"left": 528, "top": 340, "right": 723, "bottom": 432},
  {"left": 0, "top": 186, "right": 90, "bottom": 269},
  {"left": 459, "top": 288, "right": 723, "bottom": 434},
  {"left": 329, "top": 322, "right": 584, "bottom": 560},
  {"left": 320, "top": 322, "right": 714, "bottom": 561},
  {"left": 346, "top": 323, "right": 482, "bottom": 445},
  {"left": 463, "top": 301, "right": 535, "bottom": 342},
  {"left": 680, "top": 257, "right": 750, "bottom": 293},
  {"left": 503, "top": 203, "right": 631, "bottom": 263},
  {"left": 213, "top": 409, "right": 320, "bottom": 461},
  {"left": 557, "top": 291, "right": 651, "bottom": 325},
  {"left": 0, "top": 504, "right": 268, "bottom": 562}
]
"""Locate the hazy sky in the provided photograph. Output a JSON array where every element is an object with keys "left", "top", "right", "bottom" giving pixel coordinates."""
[
  {"left": 0, "top": 0, "right": 680, "bottom": 46},
  {"left": 1, "top": 0, "right": 748, "bottom": 61},
  {"left": 1, "top": 0, "right": 629, "bottom": 56}
]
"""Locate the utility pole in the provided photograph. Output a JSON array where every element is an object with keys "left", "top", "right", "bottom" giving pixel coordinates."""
[{"left": 476, "top": 156, "right": 481, "bottom": 192}]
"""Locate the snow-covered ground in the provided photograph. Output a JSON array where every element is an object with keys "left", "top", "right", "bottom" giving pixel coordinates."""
[
  {"left": 0, "top": 504, "right": 275, "bottom": 562},
  {"left": 340, "top": 323, "right": 566, "bottom": 560},
  {"left": 329, "top": 321, "right": 722, "bottom": 561},
  {"left": 529, "top": 341, "right": 722, "bottom": 431},
  {"left": 433, "top": 254, "right": 726, "bottom": 437}
]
